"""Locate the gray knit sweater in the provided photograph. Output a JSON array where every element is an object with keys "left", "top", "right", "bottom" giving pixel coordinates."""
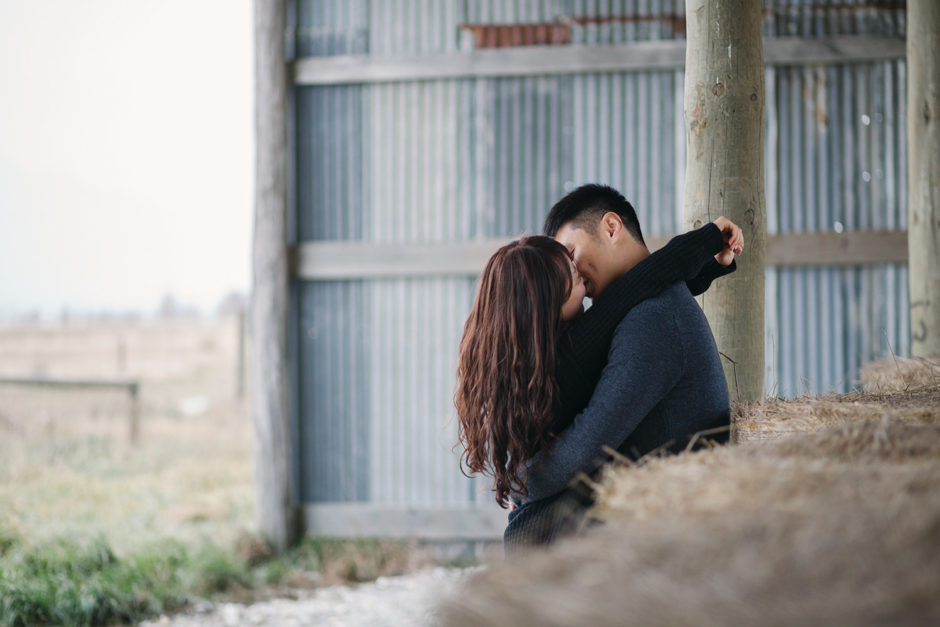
[{"left": 519, "top": 281, "right": 730, "bottom": 505}]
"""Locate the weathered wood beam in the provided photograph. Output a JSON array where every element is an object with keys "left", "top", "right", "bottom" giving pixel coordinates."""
[
  {"left": 253, "top": 0, "right": 299, "bottom": 551},
  {"left": 290, "top": 230, "right": 908, "bottom": 280},
  {"left": 290, "top": 239, "right": 516, "bottom": 279},
  {"left": 304, "top": 504, "right": 506, "bottom": 541},
  {"left": 907, "top": 0, "right": 940, "bottom": 358},
  {"left": 765, "top": 230, "right": 908, "bottom": 267},
  {"left": 292, "top": 35, "right": 904, "bottom": 85},
  {"left": 684, "top": 0, "right": 767, "bottom": 403}
]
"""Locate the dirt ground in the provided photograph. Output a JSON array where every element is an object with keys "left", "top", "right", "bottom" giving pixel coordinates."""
[
  {"left": 441, "top": 358, "right": 940, "bottom": 626},
  {"left": 0, "top": 316, "right": 255, "bottom": 553}
]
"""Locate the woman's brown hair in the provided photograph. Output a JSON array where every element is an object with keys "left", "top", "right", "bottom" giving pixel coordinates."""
[{"left": 455, "top": 235, "right": 574, "bottom": 508}]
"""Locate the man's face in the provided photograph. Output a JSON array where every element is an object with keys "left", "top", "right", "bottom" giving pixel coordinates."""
[{"left": 554, "top": 222, "right": 618, "bottom": 299}]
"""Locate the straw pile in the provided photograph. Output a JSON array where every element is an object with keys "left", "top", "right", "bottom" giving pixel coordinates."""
[
  {"left": 439, "top": 360, "right": 940, "bottom": 626},
  {"left": 734, "top": 357, "right": 940, "bottom": 442}
]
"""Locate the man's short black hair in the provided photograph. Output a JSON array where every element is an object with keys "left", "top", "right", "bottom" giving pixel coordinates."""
[{"left": 542, "top": 183, "right": 645, "bottom": 245}]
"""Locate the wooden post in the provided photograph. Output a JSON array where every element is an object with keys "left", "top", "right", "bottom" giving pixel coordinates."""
[
  {"left": 237, "top": 307, "right": 246, "bottom": 400},
  {"left": 908, "top": 0, "right": 940, "bottom": 358},
  {"left": 253, "top": 0, "right": 298, "bottom": 551},
  {"left": 682, "top": 0, "right": 767, "bottom": 403},
  {"left": 116, "top": 337, "right": 126, "bottom": 375},
  {"left": 129, "top": 382, "right": 140, "bottom": 445}
]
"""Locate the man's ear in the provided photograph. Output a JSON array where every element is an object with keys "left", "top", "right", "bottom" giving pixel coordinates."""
[{"left": 600, "top": 212, "right": 624, "bottom": 241}]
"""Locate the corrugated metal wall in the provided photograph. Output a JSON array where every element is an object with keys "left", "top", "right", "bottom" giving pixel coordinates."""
[
  {"left": 763, "top": 0, "right": 908, "bottom": 396},
  {"left": 291, "top": 0, "right": 909, "bottom": 506}
]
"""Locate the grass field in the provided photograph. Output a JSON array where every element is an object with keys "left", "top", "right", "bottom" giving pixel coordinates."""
[
  {"left": 0, "top": 317, "right": 430, "bottom": 625},
  {"left": 0, "top": 316, "right": 254, "bottom": 554}
]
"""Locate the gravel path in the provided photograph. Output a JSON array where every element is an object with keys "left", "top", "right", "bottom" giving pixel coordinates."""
[{"left": 140, "top": 567, "right": 480, "bottom": 627}]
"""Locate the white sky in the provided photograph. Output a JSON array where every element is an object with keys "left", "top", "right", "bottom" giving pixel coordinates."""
[{"left": 0, "top": 0, "right": 253, "bottom": 318}]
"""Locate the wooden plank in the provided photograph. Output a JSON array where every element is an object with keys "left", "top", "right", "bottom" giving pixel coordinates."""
[
  {"left": 765, "top": 229, "right": 908, "bottom": 267},
  {"left": 764, "top": 34, "right": 905, "bottom": 66},
  {"left": 304, "top": 503, "right": 506, "bottom": 541},
  {"left": 290, "top": 230, "right": 908, "bottom": 280},
  {"left": 291, "top": 239, "right": 509, "bottom": 279},
  {"left": 907, "top": 0, "right": 940, "bottom": 357},
  {"left": 293, "top": 39, "right": 686, "bottom": 85},
  {"left": 291, "top": 236, "right": 669, "bottom": 279},
  {"left": 253, "top": 0, "right": 298, "bottom": 550},
  {"left": 0, "top": 376, "right": 138, "bottom": 391},
  {"left": 292, "top": 35, "right": 904, "bottom": 86}
]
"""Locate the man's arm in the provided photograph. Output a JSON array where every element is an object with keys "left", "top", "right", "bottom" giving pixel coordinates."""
[{"left": 522, "top": 299, "right": 684, "bottom": 504}]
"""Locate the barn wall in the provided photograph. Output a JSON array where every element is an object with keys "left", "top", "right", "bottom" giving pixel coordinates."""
[{"left": 288, "top": 0, "right": 909, "bottom": 536}]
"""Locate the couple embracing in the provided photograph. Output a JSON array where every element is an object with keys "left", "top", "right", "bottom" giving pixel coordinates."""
[{"left": 455, "top": 184, "right": 744, "bottom": 554}]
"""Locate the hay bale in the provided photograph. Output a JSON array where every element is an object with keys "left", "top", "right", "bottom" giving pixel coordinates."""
[
  {"left": 734, "top": 365, "right": 940, "bottom": 443},
  {"left": 439, "top": 417, "right": 940, "bottom": 626},
  {"left": 860, "top": 357, "right": 940, "bottom": 393}
]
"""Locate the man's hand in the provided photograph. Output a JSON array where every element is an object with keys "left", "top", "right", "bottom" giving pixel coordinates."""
[{"left": 712, "top": 216, "right": 744, "bottom": 266}]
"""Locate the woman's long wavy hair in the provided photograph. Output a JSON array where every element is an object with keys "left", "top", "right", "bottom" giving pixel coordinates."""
[{"left": 455, "top": 235, "right": 574, "bottom": 508}]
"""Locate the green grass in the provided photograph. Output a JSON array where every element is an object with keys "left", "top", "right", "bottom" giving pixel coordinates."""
[
  {"left": 0, "top": 529, "right": 247, "bottom": 626},
  {"left": 0, "top": 321, "right": 473, "bottom": 625},
  {"left": 0, "top": 525, "right": 430, "bottom": 627},
  {"left": 1, "top": 535, "right": 186, "bottom": 626}
]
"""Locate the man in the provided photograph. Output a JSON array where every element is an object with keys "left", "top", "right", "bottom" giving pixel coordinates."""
[{"left": 505, "top": 183, "right": 738, "bottom": 550}]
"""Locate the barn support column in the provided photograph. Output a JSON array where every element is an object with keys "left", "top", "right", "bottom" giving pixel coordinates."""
[
  {"left": 252, "top": 0, "right": 299, "bottom": 551},
  {"left": 682, "top": 0, "right": 767, "bottom": 403},
  {"left": 908, "top": 0, "right": 940, "bottom": 358}
]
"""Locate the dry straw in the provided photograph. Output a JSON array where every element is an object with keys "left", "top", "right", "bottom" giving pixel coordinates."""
[{"left": 439, "top": 359, "right": 940, "bottom": 626}]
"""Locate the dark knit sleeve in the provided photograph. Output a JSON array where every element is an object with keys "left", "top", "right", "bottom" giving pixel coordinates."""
[
  {"left": 551, "top": 223, "right": 728, "bottom": 435},
  {"left": 686, "top": 258, "right": 737, "bottom": 295}
]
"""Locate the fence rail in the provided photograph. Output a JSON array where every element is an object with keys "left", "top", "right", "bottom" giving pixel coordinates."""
[{"left": 0, "top": 376, "right": 141, "bottom": 444}]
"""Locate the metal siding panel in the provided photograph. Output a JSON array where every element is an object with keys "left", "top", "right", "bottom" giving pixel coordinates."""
[
  {"left": 481, "top": 76, "right": 571, "bottom": 237},
  {"left": 360, "top": 277, "right": 486, "bottom": 506},
  {"left": 763, "top": 63, "right": 779, "bottom": 397},
  {"left": 767, "top": 46, "right": 909, "bottom": 397},
  {"left": 584, "top": 75, "right": 598, "bottom": 192},
  {"left": 765, "top": 268, "right": 779, "bottom": 396},
  {"left": 295, "top": 86, "right": 368, "bottom": 241},
  {"left": 610, "top": 74, "right": 624, "bottom": 205},
  {"left": 566, "top": 70, "right": 680, "bottom": 238},
  {"left": 636, "top": 73, "right": 651, "bottom": 226},
  {"left": 296, "top": 0, "right": 368, "bottom": 57},
  {"left": 761, "top": 0, "right": 905, "bottom": 39},
  {"left": 299, "top": 282, "right": 371, "bottom": 502},
  {"left": 573, "top": 74, "right": 586, "bottom": 188},
  {"left": 293, "top": 1, "right": 912, "bottom": 522}
]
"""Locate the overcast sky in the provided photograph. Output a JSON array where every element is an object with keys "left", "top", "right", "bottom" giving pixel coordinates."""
[{"left": 0, "top": 0, "right": 253, "bottom": 319}]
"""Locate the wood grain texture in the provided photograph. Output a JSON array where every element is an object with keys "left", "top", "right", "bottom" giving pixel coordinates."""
[
  {"left": 765, "top": 230, "right": 908, "bottom": 266},
  {"left": 292, "top": 35, "right": 904, "bottom": 86},
  {"left": 908, "top": 0, "right": 940, "bottom": 358},
  {"left": 682, "top": 0, "right": 767, "bottom": 403},
  {"left": 253, "top": 0, "right": 299, "bottom": 551},
  {"left": 289, "top": 231, "right": 907, "bottom": 279}
]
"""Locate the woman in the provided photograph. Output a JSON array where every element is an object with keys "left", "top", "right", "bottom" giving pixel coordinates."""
[{"left": 455, "top": 218, "right": 742, "bottom": 515}]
